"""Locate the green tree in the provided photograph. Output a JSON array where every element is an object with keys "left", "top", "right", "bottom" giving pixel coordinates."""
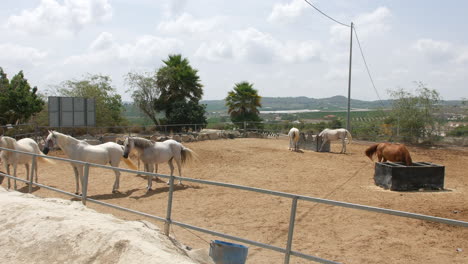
[
  {"left": 125, "top": 54, "right": 206, "bottom": 127},
  {"left": 125, "top": 71, "right": 161, "bottom": 125},
  {"left": 225, "top": 81, "right": 262, "bottom": 126},
  {"left": 155, "top": 54, "right": 204, "bottom": 117},
  {"left": 58, "top": 74, "right": 127, "bottom": 127},
  {"left": 165, "top": 101, "right": 207, "bottom": 131},
  {"left": 0, "top": 68, "right": 44, "bottom": 125},
  {"left": 387, "top": 82, "right": 441, "bottom": 143}
]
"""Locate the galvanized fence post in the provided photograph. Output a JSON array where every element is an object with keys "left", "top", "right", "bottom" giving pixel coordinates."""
[
  {"left": 164, "top": 174, "right": 175, "bottom": 236},
  {"left": 29, "top": 156, "right": 37, "bottom": 193},
  {"left": 81, "top": 163, "right": 90, "bottom": 205},
  {"left": 284, "top": 197, "right": 298, "bottom": 264}
]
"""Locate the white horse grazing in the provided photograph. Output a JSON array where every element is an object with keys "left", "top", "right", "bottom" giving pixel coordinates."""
[
  {"left": 43, "top": 131, "right": 137, "bottom": 194},
  {"left": 288, "top": 127, "right": 300, "bottom": 151},
  {"left": 122, "top": 136, "right": 197, "bottom": 191},
  {"left": 319, "top": 128, "right": 353, "bottom": 153},
  {"left": 0, "top": 136, "right": 52, "bottom": 189}
]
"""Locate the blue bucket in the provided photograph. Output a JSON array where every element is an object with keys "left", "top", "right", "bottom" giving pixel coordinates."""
[{"left": 209, "top": 240, "right": 249, "bottom": 264}]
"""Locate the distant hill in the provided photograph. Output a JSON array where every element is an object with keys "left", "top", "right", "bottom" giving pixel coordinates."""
[
  {"left": 125, "top": 96, "right": 464, "bottom": 118},
  {"left": 203, "top": 95, "right": 394, "bottom": 112}
]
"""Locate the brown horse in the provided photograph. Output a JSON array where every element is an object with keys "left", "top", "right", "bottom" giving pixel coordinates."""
[{"left": 364, "top": 143, "right": 413, "bottom": 166}]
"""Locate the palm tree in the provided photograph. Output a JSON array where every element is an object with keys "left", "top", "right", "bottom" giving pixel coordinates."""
[
  {"left": 225, "top": 81, "right": 262, "bottom": 125},
  {"left": 155, "top": 54, "right": 203, "bottom": 115}
]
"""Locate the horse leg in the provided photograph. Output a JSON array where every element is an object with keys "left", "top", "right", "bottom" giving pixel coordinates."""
[
  {"left": 175, "top": 158, "right": 182, "bottom": 185},
  {"left": 35, "top": 162, "right": 38, "bottom": 183},
  {"left": 112, "top": 169, "right": 120, "bottom": 193},
  {"left": 13, "top": 162, "right": 18, "bottom": 190},
  {"left": 25, "top": 164, "right": 30, "bottom": 185},
  {"left": 145, "top": 163, "right": 153, "bottom": 191},
  {"left": 319, "top": 138, "right": 328, "bottom": 152},
  {"left": 72, "top": 165, "right": 80, "bottom": 195},
  {"left": 341, "top": 137, "right": 346, "bottom": 153},
  {"left": 6, "top": 164, "right": 11, "bottom": 189},
  {"left": 166, "top": 159, "right": 174, "bottom": 185}
]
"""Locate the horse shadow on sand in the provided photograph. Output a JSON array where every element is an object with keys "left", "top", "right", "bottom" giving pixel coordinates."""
[
  {"left": 130, "top": 183, "right": 202, "bottom": 200},
  {"left": 16, "top": 184, "right": 41, "bottom": 194},
  {"left": 71, "top": 188, "right": 142, "bottom": 201}
]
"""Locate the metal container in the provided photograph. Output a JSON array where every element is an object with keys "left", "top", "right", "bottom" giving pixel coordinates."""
[{"left": 374, "top": 162, "right": 445, "bottom": 191}]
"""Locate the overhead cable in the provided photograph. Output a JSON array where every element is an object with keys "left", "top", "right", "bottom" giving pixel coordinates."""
[
  {"left": 303, "top": 0, "right": 350, "bottom": 27},
  {"left": 353, "top": 26, "right": 385, "bottom": 106}
]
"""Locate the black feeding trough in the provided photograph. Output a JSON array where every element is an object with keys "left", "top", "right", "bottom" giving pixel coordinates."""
[{"left": 374, "top": 162, "right": 445, "bottom": 191}]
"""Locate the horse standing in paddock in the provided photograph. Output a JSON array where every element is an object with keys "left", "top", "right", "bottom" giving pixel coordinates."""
[
  {"left": 288, "top": 127, "right": 300, "bottom": 151},
  {"left": 318, "top": 128, "right": 353, "bottom": 153},
  {"left": 122, "top": 137, "right": 197, "bottom": 191},
  {"left": 43, "top": 131, "right": 137, "bottom": 194},
  {"left": 0, "top": 136, "right": 53, "bottom": 189},
  {"left": 365, "top": 142, "right": 413, "bottom": 166}
]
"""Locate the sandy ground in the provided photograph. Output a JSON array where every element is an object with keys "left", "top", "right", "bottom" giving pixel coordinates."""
[
  {"left": 0, "top": 187, "right": 202, "bottom": 264},
  {"left": 1, "top": 137, "right": 467, "bottom": 264}
]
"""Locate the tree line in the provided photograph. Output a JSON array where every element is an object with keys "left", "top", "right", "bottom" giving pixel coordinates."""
[
  {"left": 1, "top": 55, "right": 465, "bottom": 142},
  {"left": 0, "top": 54, "right": 263, "bottom": 131}
]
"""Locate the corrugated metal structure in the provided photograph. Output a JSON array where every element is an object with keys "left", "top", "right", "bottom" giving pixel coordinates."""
[{"left": 48, "top": 97, "right": 95, "bottom": 127}]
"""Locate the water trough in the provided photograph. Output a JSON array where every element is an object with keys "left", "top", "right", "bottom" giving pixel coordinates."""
[
  {"left": 298, "top": 132, "right": 330, "bottom": 152},
  {"left": 374, "top": 162, "right": 445, "bottom": 191}
]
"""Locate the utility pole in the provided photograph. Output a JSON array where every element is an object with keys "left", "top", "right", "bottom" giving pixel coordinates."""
[{"left": 346, "top": 22, "right": 354, "bottom": 132}]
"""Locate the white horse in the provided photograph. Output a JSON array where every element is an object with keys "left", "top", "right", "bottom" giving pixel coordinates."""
[
  {"left": 319, "top": 128, "right": 353, "bottom": 153},
  {"left": 0, "top": 136, "right": 52, "bottom": 189},
  {"left": 288, "top": 127, "right": 300, "bottom": 151},
  {"left": 43, "top": 131, "right": 137, "bottom": 194},
  {"left": 122, "top": 136, "right": 197, "bottom": 191}
]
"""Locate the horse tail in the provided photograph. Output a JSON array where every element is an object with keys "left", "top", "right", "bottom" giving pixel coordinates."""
[
  {"left": 346, "top": 130, "right": 352, "bottom": 144},
  {"left": 37, "top": 155, "right": 55, "bottom": 164},
  {"left": 181, "top": 147, "right": 197, "bottom": 165},
  {"left": 293, "top": 130, "right": 300, "bottom": 143},
  {"left": 364, "top": 144, "right": 379, "bottom": 161},
  {"left": 121, "top": 157, "right": 138, "bottom": 170},
  {"left": 32, "top": 143, "right": 55, "bottom": 164}
]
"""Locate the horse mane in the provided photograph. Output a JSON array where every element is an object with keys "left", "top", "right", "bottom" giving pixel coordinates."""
[
  {"left": 51, "top": 131, "right": 81, "bottom": 145},
  {"left": 364, "top": 143, "right": 380, "bottom": 161},
  {"left": 131, "top": 137, "right": 154, "bottom": 149}
]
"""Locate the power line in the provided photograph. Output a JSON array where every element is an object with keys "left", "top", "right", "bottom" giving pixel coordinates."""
[
  {"left": 303, "top": 0, "right": 350, "bottom": 28},
  {"left": 353, "top": 26, "right": 385, "bottom": 107}
]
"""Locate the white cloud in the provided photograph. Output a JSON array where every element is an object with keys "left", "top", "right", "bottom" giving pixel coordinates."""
[
  {"left": 412, "top": 38, "right": 454, "bottom": 63},
  {"left": 5, "top": 0, "right": 112, "bottom": 36},
  {"left": 268, "top": 0, "right": 307, "bottom": 24},
  {"left": 89, "top": 31, "right": 116, "bottom": 51},
  {"left": 64, "top": 32, "right": 183, "bottom": 66},
  {"left": 456, "top": 50, "right": 468, "bottom": 64},
  {"left": 163, "top": 0, "right": 188, "bottom": 17},
  {"left": 157, "top": 13, "right": 224, "bottom": 34},
  {"left": 0, "top": 43, "right": 48, "bottom": 66},
  {"left": 324, "top": 68, "right": 348, "bottom": 81},
  {"left": 330, "top": 6, "right": 391, "bottom": 44},
  {"left": 195, "top": 27, "right": 322, "bottom": 64}
]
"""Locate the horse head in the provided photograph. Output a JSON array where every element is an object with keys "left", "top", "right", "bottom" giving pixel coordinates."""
[
  {"left": 43, "top": 130, "right": 57, "bottom": 155},
  {"left": 122, "top": 136, "right": 134, "bottom": 159}
]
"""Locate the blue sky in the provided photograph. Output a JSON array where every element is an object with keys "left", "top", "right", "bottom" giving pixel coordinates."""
[{"left": 1, "top": 0, "right": 467, "bottom": 101}]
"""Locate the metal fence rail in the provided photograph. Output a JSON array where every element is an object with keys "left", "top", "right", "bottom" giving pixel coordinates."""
[{"left": 0, "top": 146, "right": 467, "bottom": 264}]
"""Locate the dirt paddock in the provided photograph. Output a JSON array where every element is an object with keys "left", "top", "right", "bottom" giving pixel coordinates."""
[{"left": 2, "top": 137, "right": 467, "bottom": 263}]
